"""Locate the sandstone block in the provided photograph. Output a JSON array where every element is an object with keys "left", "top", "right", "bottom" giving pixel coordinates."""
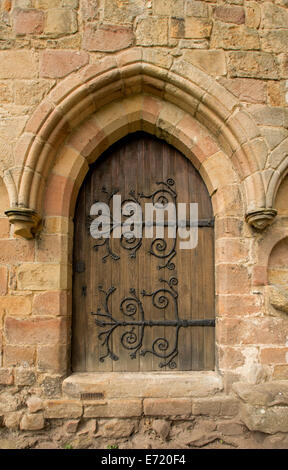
[
  {"left": 40, "top": 375, "right": 62, "bottom": 398},
  {"left": 40, "top": 50, "right": 89, "bottom": 78},
  {"left": 217, "top": 294, "right": 261, "bottom": 316},
  {"left": 0, "top": 295, "right": 32, "bottom": 316},
  {"left": 44, "top": 174, "right": 74, "bottom": 217},
  {"left": 104, "top": 0, "right": 145, "bottom": 23},
  {"left": 170, "top": 18, "right": 185, "bottom": 39},
  {"left": 211, "top": 22, "right": 260, "bottom": 50},
  {"left": 233, "top": 381, "right": 288, "bottom": 406},
  {"left": 200, "top": 151, "right": 237, "bottom": 192},
  {"left": 178, "top": 39, "right": 209, "bottom": 49},
  {"left": 261, "top": 30, "right": 288, "bottom": 54},
  {"left": 63, "top": 1, "right": 79, "bottom": 6},
  {"left": 136, "top": 17, "right": 168, "bottom": 46},
  {"left": 279, "top": 53, "right": 288, "bottom": 79},
  {"left": 185, "top": 431, "right": 218, "bottom": 448},
  {"left": 214, "top": 5, "right": 245, "bottom": 24},
  {"left": 0, "top": 393, "right": 19, "bottom": 414},
  {"left": 35, "top": 233, "right": 69, "bottom": 263},
  {"left": 16, "top": 263, "right": 64, "bottom": 291},
  {"left": 268, "top": 285, "right": 288, "bottom": 313},
  {"left": 245, "top": 2, "right": 261, "bottom": 28},
  {"left": 216, "top": 264, "right": 250, "bottom": 295},
  {"left": 81, "top": 0, "right": 98, "bottom": 21},
  {"left": 0, "top": 218, "right": 10, "bottom": 238},
  {"left": 218, "top": 346, "right": 245, "bottom": 369},
  {"left": 0, "top": 51, "right": 37, "bottom": 79},
  {"left": 84, "top": 23, "right": 134, "bottom": 52},
  {"left": 0, "top": 239, "right": 34, "bottom": 264},
  {"left": 43, "top": 217, "right": 72, "bottom": 235},
  {"left": 15, "top": 368, "right": 36, "bottom": 386},
  {"left": 35, "top": 0, "right": 61, "bottom": 7},
  {"left": 153, "top": 0, "right": 184, "bottom": 16},
  {"left": 241, "top": 404, "right": 288, "bottom": 434},
  {"left": 4, "top": 411, "right": 23, "bottom": 429},
  {"left": 218, "top": 317, "right": 288, "bottom": 346},
  {"left": 152, "top": 419, "right": 171, "bottom": 440},
  {"left": 44, "top": 8, "right": 78, "bottom": 36},
  {"left": 77, "top": 419, "right": 97, "bottom": 436},
  {"left": 32, "top": 290, "right": 69, "bottom": 316},
  {"left": 20, "top": 413, "right": 45, "bottom": 431},
  {"left": 100, "top": 419, "right": 135, "bottom": 439},
  {"left": 228, "top": 52, "right": 278, "bottom": 79},
  {"left": 144, "top": 398, "right": 191, "bottom": 417},
  {"left": 273, "top": 365, "right": 288, "bottom": 380},
  {"left": 27, "top": 396, "right": 44, "bottom": 413},
  {"left": 4, "top": 317, "right": 67, "bottom": 345},
  {"left": 217, "top": 421, "right": 244, "bottom": 436},
  {"left": 3, "top": 345, "right": 35, "bottom": 367},
  {"left": 37, "top": 344, "right": 68, "bottom": 373},
  {"left": 13, "top": 79, "right": 54, "bottom": 106},
  {"left": 84, "top": 399, "right": 142, "bottom": 418},
  {"left": 184, "top": 50, "right": 226, "bottom": 76},
  {"left": 63, "top": 372, "right": 223, "bottom": 399},
  {"left": 2, "top": 0, "right": 12, "bottom": 11},
  {"left": 13, "top": 8, "right": 44, "bottom": 35},
  {"left": 192, "top": 397, "right": 239, "bottom": 417},
  {"left": 262, "top": 3, "right": 288, "bottom": 29},
  {"left": 267, "top": 81, "right": 287, "bottom": 107},
  {"left": 219, "top": 78, "right": 266, "bottom": 103},
  {"left": 251, "top": 105, "right": 284, "bottom": 127},
  {"left": 0, "top": 266, "right": 8, "bottom": 295},
  {"left": 185, "top": 17, "right": 212, "bottom": 38},
  {"left": 268, "top": 137, "right": 288, "bottom": 169},
  {"left": 64, "top": 419, "right": 80, "bottom": 433},
  {"left": 0, "top": 368, "right": 13, "bottom": 385},
  {"left": 260, "top": 348, "right": 288, "bottom": 365},
  {"left": 44, "top": 400, "right": 82, "bottom": 418},
  {"left": 186, "top": 1, "right": 209, "bottom": 18},
  {"left": 215, "top": 238, "right": 249, "bottom": 263}
]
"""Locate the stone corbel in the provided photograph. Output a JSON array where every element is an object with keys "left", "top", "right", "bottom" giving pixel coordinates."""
[
  {"left": 245, "top": 208, "right": 277, "bottom": 231},
  {"left": 5, "top": 208, "right": 42, "bottom": 240}
]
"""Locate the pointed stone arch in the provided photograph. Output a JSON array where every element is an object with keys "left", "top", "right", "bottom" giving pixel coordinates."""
[{"left": 4, "top": 48, "right": 272, "bottom": 237}]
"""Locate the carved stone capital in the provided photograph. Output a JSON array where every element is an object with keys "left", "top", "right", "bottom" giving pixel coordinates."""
[
  {"left": 5, "top": 208, "right": 41, "bottom": 239},
  {"left": 245, "top": 208, "right": 277, "bottom": 231}
]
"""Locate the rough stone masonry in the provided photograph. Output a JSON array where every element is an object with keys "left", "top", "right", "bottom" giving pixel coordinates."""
[{"left": 0, "top": 0, "right": 288, "bottom": 449}]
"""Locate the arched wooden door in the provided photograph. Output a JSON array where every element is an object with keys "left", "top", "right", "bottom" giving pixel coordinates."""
[{"left": 72, "top": 132, "right": 215, "bottom": 372}]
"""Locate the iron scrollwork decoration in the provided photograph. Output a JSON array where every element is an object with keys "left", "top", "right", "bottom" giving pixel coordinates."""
[
  {"left": 91, "top": 278, "right": 215, "bottom": 369},
  {"left": 88, "top": 178, "right": 177, "bottom": 270}
]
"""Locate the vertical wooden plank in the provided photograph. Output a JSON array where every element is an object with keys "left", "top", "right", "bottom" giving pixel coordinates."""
[
  {"left": 175, "top": 154, "right": 192, "bottom": 371},
  {"left": 139, "top": 135, "right": 153, "bottom": 372},
  {"left": 87, "top": 153, "right": 113, "bottom": 372},
  {"left": 161, "top": 143, "right": 177, "bottom": 371},
  {"left": 112, "top": 136, "right": 140, "bottom": 371},
  {"left": 141, "top": 136, "right": 164, "bottom": 371}
]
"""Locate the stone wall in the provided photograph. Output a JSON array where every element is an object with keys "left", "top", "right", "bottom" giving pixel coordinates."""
[{"left": 0, "top": 0, "right": 288, "bottom": 449}]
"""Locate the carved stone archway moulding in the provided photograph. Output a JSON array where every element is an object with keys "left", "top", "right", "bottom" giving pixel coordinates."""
[{"left": 3, "top": 47, "right": 279, "bottom": 238}]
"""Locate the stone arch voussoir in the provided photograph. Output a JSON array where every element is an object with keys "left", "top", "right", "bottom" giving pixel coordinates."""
[
  {"left": 43, "top": 95, "right": 242, "bottom": 220},
  {"left": 5, "top": 47, "right": 270, "bottom": 238}
]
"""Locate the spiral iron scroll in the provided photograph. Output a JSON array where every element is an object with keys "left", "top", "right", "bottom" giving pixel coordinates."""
[
  {"left": 91, "top": 278, "right": 215, "bottom": 369},
  {"left": 87, "top": 179, "right": 177, "bottom": 270}
]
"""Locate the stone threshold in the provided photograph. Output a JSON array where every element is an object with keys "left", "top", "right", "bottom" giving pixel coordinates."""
[{"left": 63, "top": 371, "right": 223, "bottom": 400}]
